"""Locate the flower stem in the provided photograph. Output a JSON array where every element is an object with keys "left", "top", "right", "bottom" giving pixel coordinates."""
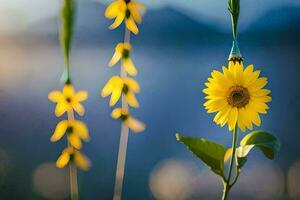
[
  {"left": 69, "top": 162, "right": 78, "bottom": 200},
  {"left": 60, "top": 0, "right": 75, "bottom": 84},
  {"left": 112, "top": 27, "right": 131, "bottom": 200},
  {"left": 228, "top": 0, "right": 240, "bottom": 40},
  {"left": 222, "top": 124, "right": 238, "bottom": 200},
  {"left": 113, "top": 123, "right": 129, "bottom": 200},
  {"left": 222, "top": 181, "right": 231, "bottom": 200},
  {"left": 67, "top": 109, "right": 79, "bottom": 200}
]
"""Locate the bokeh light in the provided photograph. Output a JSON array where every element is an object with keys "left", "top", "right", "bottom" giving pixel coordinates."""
[
  {"left": 149, "top": 159, "right": 198, "bottom": 200},
  {"left": 287, "top": 160, "right": 300, "bottom": 200},
  {"left": 32, "top": 163, "right": 69, "bottom": 200},
  {"left": 232, "top": 161, "right": 284, "bottom": 199}
]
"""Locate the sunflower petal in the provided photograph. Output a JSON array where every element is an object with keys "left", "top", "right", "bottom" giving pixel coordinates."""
[
  {"left": 227, "top": 107, "right": 238, "bottom": 131},
  {"left": 51, "top": 120, "right": 68, "bottom": 142},
  {"left": 125, "top": 93, "right": 139, "bottom": 108},
  {"left": 110, "top": 89, "right": 122, "bottom": 106},
  {"left": 63, "top": 84, "right": 75, "bottom": 97},
  {"left": 74, "top": 151, "right": 91, "bottom": 171},
  {"left": 72, "top": 103, "right": 85, "bottom": 116},
  {"left": 129, "top": 4, "right": 142, "bottom": 23},
  {"left": 75, "top": 91, "right": 88, "bottom": 102},
  {"left": 68, "top": 134, "right": 82, "bottom": 149},
  {"left": 111, "top": 108, "right": 123, "bottom": 119},
  {"left": 56, "top": 150, "right": 70, "bottom": 168},
  {"left": 109, "top": 12, "right": 125, "bottom": 29},
  {"left": 48, "top": 91, "right": 64, "bottom": 102},
  {"left": 73, "top": 121, "right": 89, "bottom": 141},
  {"left": 125, "top": 17, "right": 139, "bottom": 34},
  {"left": 55, "top": 103, "right": 68, "bottom": 117},
  {"left": 109, "top": 45, "right": 123, "bottom": 67},
  {"left": 105, "top": 1, "right": 124, "bottom": 19},
  {"left": 123, "top": 77, "right": 140, "bottom": 92},
  {"left": 122, "top": 58, "right": 137, "bottom": 76},
  {"left": 124, "top": 116, "right": 145, "bottom": 133}
]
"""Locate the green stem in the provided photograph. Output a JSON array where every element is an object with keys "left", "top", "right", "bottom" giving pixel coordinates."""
[
  {"left": 60, "top": 0, "right": 75, "bottom": 84},
  {"left": 70, "top": 162, "right": 78, "bottom": 200},
  {"left": 112, "top": 27, "right": 131, "bottom": 200},
  {"left": 222, "top": 181, "right": 231, "bottom": 200},
  {"left": 67, "top": 110, "right": 78, "bottom": 200},
  {"left": 228, "top": 0, "right": 240, "bottom": 40},
  {"left": 222, "top": 124, "right": 238, "bottom": 200}
]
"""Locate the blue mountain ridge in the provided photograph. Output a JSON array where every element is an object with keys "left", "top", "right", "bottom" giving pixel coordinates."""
[{"left": 28, "top": 1, "right": 300, "bottom": 46}]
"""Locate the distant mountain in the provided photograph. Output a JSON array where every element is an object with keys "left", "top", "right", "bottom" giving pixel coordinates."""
[
  {"left": 247, "top": 6, "right": 300, "bottom": 33},
  {"left": 26, "top": 1, "right": 300, "bottom": 46},
  {"left": 28, "top": 0, "right": 224, "bottom": 46}
]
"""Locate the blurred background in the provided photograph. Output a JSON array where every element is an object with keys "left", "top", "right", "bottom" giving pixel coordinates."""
[{"left": 0, "top": 0, "right": 300, "bottom": 199}]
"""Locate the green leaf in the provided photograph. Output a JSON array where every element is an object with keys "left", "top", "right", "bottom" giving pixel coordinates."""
[
  {"left": 240, "top": 131, "right": 281, "bottom": 160},
  {"left": 176, "top": 133, "right": 226, "bottom": 177},
  {"left": 60, "top": 0, "right": 75, "bottom": 64},
  {"left": 235, "top": 145, "right": 254, "bottom": 169},
  {"left": 224, "top": 145, "right": 253, "bottom": 169}
]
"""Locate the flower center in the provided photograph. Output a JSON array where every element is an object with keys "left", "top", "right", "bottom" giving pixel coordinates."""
[
  {"left": 227, "top": 86, "right": 250, "bottom": 108},
  {"left": 122, "top": 84, "right": 129, "bottom": 94},
  {"left": 66, "top": 126, "right": 73, "bottom": 134},
  {"left": 66, "top": 97, "right": 72, "bottom": 103},
  {"left": 120, "top": 114, "right": 128, "bottom": 121},
  {"left": 122, "top": 49, "right": 130, "bottom": 59},
  {"left": 125, "top": 9, "right": 131, "bottom": 18},
  {"left": 124, "top": 0, "right": 131, "bottom": 4}
]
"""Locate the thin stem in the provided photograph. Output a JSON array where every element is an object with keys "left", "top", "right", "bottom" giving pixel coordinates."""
[
  {"left": 112, "top": 27, "right": 131, "bottom": 200},
  {"left": 69, "top": 162, "right": 78, "bottom": 200},
  {"left": 67, "top": 109, "right": 78, "bottom": 200},
  {"left": 228, "top": 0, "right": 240, "bottom": 40},
  {"left": 222, "top": 124, "right": 238, "bottom": 200},
  {"left": 227, "top": 124, "right": 238, "bottom": 183},
  {"left": 112, "top": 123, "right": 129, "bottom": 200},
  {"left": 222, "top": 181, "right": 231, "bottom": 200},
  {"left": 229, "top": 170, "right": 240, "bottom": 187}
]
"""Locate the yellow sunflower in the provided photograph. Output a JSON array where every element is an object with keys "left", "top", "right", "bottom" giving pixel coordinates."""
[
  {"left": 105, "top": 0, "right": 145, "bottom": 34},
  {"left": 48, "top": 84, "right": 88, "bottom": 117},
  {"left": 109, "top": 43, "right": 137, "bottom": 76},
  {"left": 51, "top": 120, "right": 89, "bottom": 149},
  {"left": 56, "top": 147, "right": 91, "bottom": 171},
  {"left": 102, "top": 76, "right": 140, "bottom": 107},
  {"left": 111, "top": 108, "right": 145, "bottom": 133},
  {"left": 203, "top": 61, "right": 272, "bottom": 132}
]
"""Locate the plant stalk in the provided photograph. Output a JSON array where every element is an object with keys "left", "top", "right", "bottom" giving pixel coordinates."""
[
  {"left": 222, "top": 124, "right": 238, "bottom": 200},
  {"left": 67, "top": 109, "right": 79, "bottom": 200},
  {"left": 112, "top": 27, "right": 131, "bottom": 200}
]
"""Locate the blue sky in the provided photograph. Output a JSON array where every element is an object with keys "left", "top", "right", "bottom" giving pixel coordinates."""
[{"left": 0, "top": 0, "right": 299, "bottom": 33}]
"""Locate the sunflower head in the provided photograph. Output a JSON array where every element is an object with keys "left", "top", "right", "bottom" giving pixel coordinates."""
[
  {"left": 203, "top": 61, "right": 272, "bottom": 132},
  {"left": 226, "top": 85, "right": 250, "bottom": 108}
]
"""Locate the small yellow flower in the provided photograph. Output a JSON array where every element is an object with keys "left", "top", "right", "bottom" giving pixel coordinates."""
[
  {"left": 203, "top": 61, "right": 272, "bottom": 132},
  {"left": 105, "top": 0, "right": 145, "bottom": 34},
  {"left": 109, "top": 43, "right": 137, "bottom": 76},
  {"left": 48, "top": 84, "right": 88, "bottom": 117},
  {"left": 56, "top": 147, "right": 91, "bottom": 171},
  {"left": 111, "top": 108, "right": 145, "bottom": 133},
  {"left": 102, "top": 76, "right": 140, "bottom": 107},
  {"left": 51, "top": 120, "right": 89, "bottom": 149}
]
